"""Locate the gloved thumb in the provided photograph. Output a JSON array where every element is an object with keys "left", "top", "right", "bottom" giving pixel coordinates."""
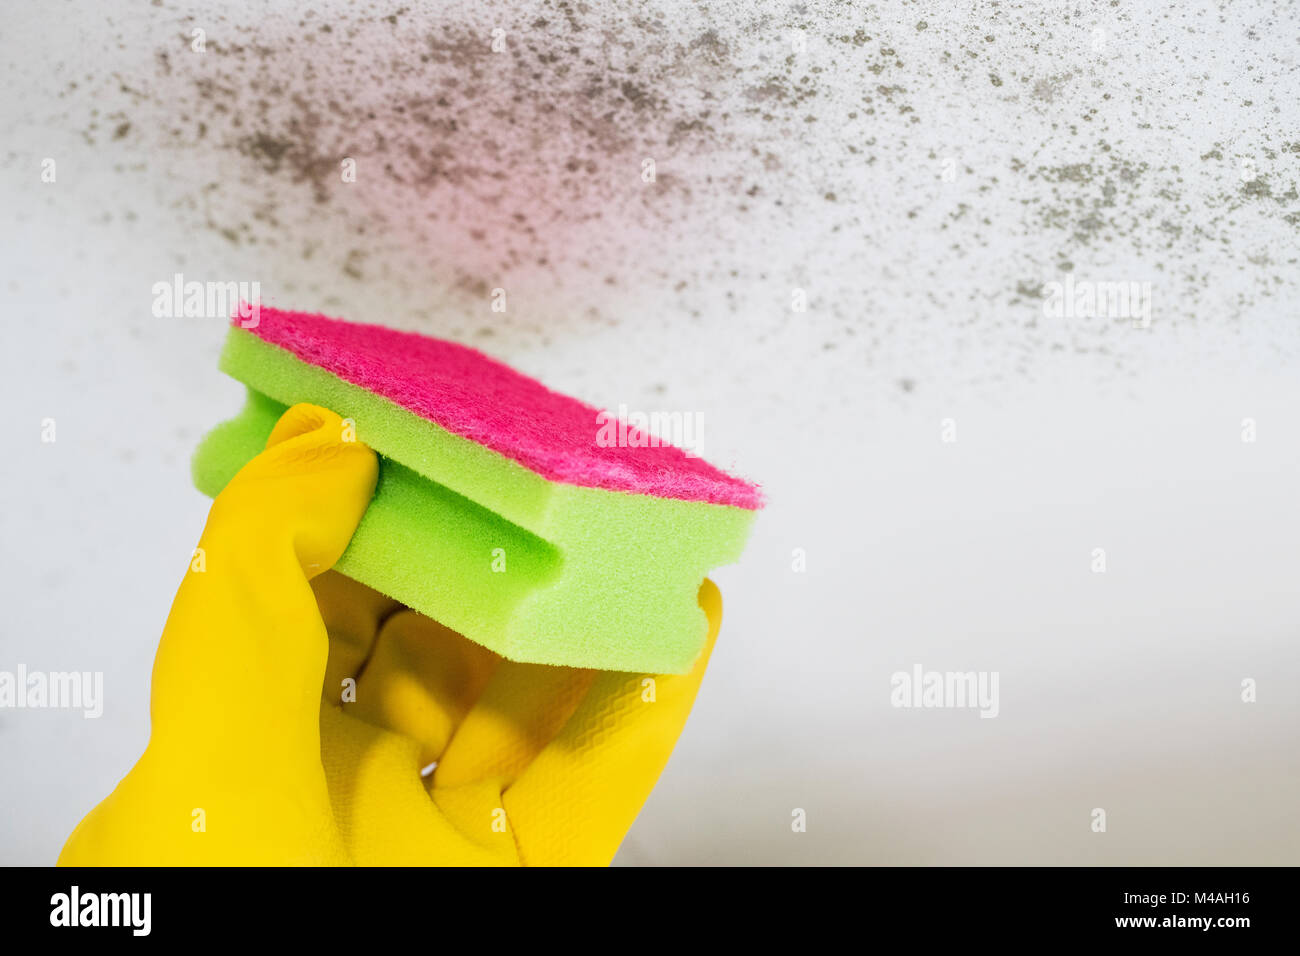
[
  {"left": 208, "top": 401, "right": 378, "bottom": 576},
  {"left": 148, "top": 403, "right": 377, "bottom": 775},
  {"left": 60, "top": 404, "right": 375, "bottom": 864}
]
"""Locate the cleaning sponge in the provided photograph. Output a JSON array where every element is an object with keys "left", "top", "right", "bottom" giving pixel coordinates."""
[{"left": 194, "top": 307, "right": 761, "bottom": 673}]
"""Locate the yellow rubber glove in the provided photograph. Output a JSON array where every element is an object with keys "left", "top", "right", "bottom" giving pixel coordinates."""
[{"left": 59, "top": 403, "right": 721, "bottom": 866}]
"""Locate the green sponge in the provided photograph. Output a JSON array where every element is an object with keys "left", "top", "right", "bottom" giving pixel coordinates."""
[{"left": 193, "top": 308, "right": 761, "bottom": 673}]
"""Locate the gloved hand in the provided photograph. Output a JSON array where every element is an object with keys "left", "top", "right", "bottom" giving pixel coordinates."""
[{"left": 58, "top": 403, "right": 721, "bottom": 866}]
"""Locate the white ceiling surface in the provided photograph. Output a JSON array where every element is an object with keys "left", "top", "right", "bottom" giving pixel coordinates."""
[{"left": 1, "top": 0, "right": 1297, "bottom": 865}]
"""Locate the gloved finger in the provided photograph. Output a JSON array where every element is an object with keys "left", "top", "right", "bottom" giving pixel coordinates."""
[
  {"left": 320, "top": 706, "right": 517, "bottom": 866},
  {"left": 501, "top": 579, "right": 723, "bottom": 866},
  {"left": 313, "top": 571, "right": 404, "bottom": 704},
  {"left": 432, "top": 660, "right": 596, "bottom": 790},
  {"left": 346, "top": 610, "right": 500, "bottom": 767}
]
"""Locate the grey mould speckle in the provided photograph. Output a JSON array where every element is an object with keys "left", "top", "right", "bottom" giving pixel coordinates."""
[{"left": 18, "top": 0, "right": 1300, "bottom": 395}]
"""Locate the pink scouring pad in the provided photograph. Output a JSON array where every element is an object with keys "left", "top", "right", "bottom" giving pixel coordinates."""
[
  {"left": 194, "top": 307, "right": 762, "bottom": 673},
  {"left": 249, "top": 308, "right": 761, "bottom": 509}
]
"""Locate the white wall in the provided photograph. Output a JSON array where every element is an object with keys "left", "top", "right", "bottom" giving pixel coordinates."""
[{"left": 1, "top": 0, "right": 1296, "bottom": 865}]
